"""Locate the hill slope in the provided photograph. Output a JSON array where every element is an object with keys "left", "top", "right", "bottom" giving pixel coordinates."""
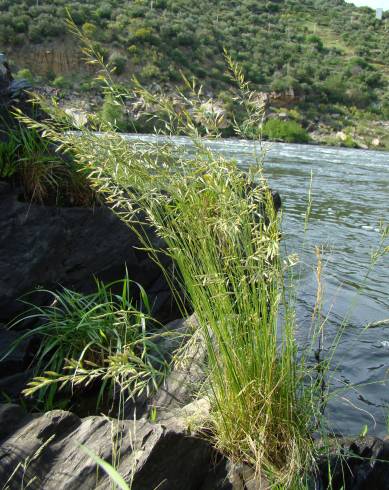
[{"left": 1, "top": 0, "right": 388, "bottom": 146}]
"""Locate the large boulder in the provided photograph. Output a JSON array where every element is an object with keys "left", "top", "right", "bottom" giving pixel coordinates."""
[{"left": 0, "top": 181, "right": 177, "bottom": 325}]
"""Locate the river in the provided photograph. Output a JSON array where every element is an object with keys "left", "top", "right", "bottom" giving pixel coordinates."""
[{"left": 124, "top": 135, "right": 389, "bottom": 437}]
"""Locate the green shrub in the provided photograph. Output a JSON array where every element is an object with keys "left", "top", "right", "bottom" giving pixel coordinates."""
[
  {"left": 27, "top": 14, "right": 62, "bottom": 42},
  {"left": 131, "top": 27, "right": 155, "bottom": 43},
  {"left": 320, "top": 74, "right": 348, "bottom": 103},
  {"left": 345, "top": 85, "right": 374, "bottom": 108},
  {"left": 127, "top": 44, "right": 138, "bottom": 54},
  {"left": 306, "top": 34, "right": 324, "bottom": 51},
  {"left": 140, "top": 63, "right": 160, "bottom": 80},
  {"left": 15, "top": 68, "right": 34, "bottom": 83},
  {"left": 342, "top": 134, "right": 358, "bottom": 148},
  {"left": 95, "top": 2, "right": 112, "bottom": 19},
  {"left": 176, "top": 31, "right": 195, "bottom": 46},
  {"left": 100, "top": 94, "right": 126, "bottom": 129},
  {"left": 263, "top": 118, "right": 310, "bottom": 143},
  {"left": 0, "top": 126, "right": 65, "bottom": 201},
  {"left": 109, "top": 53, "right": 127, "bottom": 75},
  {"left": 14, "top": 17, "right": 28, "bottom": 33},
  {"left": 170, "top": 48, "right": 187, "bottom": 65},
  {"left": 82, "top": 22, "right": 97, "bottom": 38},
  {"left": 0, "top": 125, "right": 93, "bottom": 205},
  {"left": 270, "top": 76, "right": 298, "bottom": 93},
  {"left": 0, "top": 136, "right": 19, "bottom": 178},
  {"left": 52, "top": 75, "right": 70, "bottom": 89}
]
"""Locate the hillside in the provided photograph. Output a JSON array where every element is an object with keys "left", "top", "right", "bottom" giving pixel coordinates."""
[{"left": 1, "top": 0, "right": 388, "bottom": 147}]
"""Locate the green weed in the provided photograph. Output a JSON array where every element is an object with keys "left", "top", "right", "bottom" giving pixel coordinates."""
[
  {"left": 19, "top": 61, "right": 325, "bottom": 488},
  {"left": 4, "top": 277, "right": 169, "bottom": 411},
  {"left": 0, "top": 124, "right": 95, "bottom": 205}
]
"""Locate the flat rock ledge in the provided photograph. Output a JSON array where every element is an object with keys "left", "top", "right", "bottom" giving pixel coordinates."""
[{"left": 0, "top": 403, "right": 210, "bottom": 489}]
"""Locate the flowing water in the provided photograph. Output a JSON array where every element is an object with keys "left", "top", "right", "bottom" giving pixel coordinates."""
[
  {"left": 124, "top": 135, "right": 389, "bottom": 437},
  {"left": 211, "top": 139, "right": 389, "bottom": 437}
]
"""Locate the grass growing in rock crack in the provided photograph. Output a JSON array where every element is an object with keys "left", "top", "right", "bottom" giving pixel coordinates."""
[
  {"left": 16, "top": 40, "right": 325, "bottom": 486},
  {"left": 5, "top": 277, "right": 169, "bottom": 412},
  {"left": 0, "top": 123, "right": 94, "bottom": 205}
]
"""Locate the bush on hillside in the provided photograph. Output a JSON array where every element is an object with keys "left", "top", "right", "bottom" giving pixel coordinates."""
[
  {"left": 140, "top": 63, "right": 161, "bottom": 80},
  {"left": 100, "top": 94, "right": 127, "bottom": 130},
  {"left": 52, "top": 75, "right": 70, "bottom": 89},
  {"left": 0, "top": 0, "right": 387, "bottom": 118},
  {"left": 109, "top": 53, "right": 127, "bottom": 75},
  {"left": 262, "top": 118, "right": 310, "bottom": 143},
  {"left": 15, "top": 68, "right": 34, "bottom": 83}
]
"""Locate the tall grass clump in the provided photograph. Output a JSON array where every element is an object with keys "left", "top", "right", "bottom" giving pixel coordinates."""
[{"left": 16, "top": 33, "right": 322, "bottom": 485}]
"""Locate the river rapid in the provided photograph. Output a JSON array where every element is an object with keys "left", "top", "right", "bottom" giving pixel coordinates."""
[{"left": 124, "top": 135, "right": 389, "bottom": 437}]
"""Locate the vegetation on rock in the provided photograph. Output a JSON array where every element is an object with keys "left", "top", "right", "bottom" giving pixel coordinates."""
[
  {"left": 0, "top": 124, "right": 94, "bottom": 204},
  {"left": 263, "top": 118, "right": 310, "bottom": 143},
  {"left": 6, "top": 277, "right": 168, "bottom": 412},
  {"left": 1, "top": 10, "right": 388, "bottom": 488}
]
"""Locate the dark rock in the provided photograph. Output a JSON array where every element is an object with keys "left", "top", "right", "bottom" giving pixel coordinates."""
[
  {"left": 130, "top": 425, "right": 213, "bottom": 490},
  {"left": 0, "top": 403, "right": 27, "bottom": 441},
  {"left": 0, "top": 182, "right": 177, "bottom": 324},
  {"left": 200, "top": 457, "right": 235, "bottom": 489},
  {"left": 271, "top": 190, "right": 282, "bottom": 213},
  {"left": 0, "top": 405, "right": 230, "bottom": 490},
  {"left": 0, "top": 370, "right": 33, "bottom": 400},
  {"left": 199, "top": 458, "right": 270, "bottom": 489},
  {"left": 0, "top": 322, "right": 34, "bottom": 400},
  {"left": 316, "top": 436, "right": 389, "bottom": 490},
  {"left": 0, "top": 53, "right": 39, "bottom": 136},
  {"left": 0, "top": 324, "right": 32, "bottom": 377}
]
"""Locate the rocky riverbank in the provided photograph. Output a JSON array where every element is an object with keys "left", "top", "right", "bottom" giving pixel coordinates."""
[
  {"left": 2, "top": 60, "right": 389, "bottom": 489},
  {"left": 2, "top": 200, "right": 389, "bottom": 489},
  {"left": 36, "top": 84, "right": 389, "bottom": 151}
]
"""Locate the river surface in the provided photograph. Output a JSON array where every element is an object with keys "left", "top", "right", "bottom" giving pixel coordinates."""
[
  {"left": 124, "top": 135, "right": 389, "bottom": 437},
  {"left": 212, "top": 139, "right": 389, "bottom": 437}
]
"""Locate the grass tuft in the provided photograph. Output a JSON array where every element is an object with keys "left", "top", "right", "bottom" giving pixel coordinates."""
[
  {"left": 5, "top": 277, "right": 169, "bottom": 411},
  {"left": 0, "top": 123, "right": 95, "bottom": 205}
]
